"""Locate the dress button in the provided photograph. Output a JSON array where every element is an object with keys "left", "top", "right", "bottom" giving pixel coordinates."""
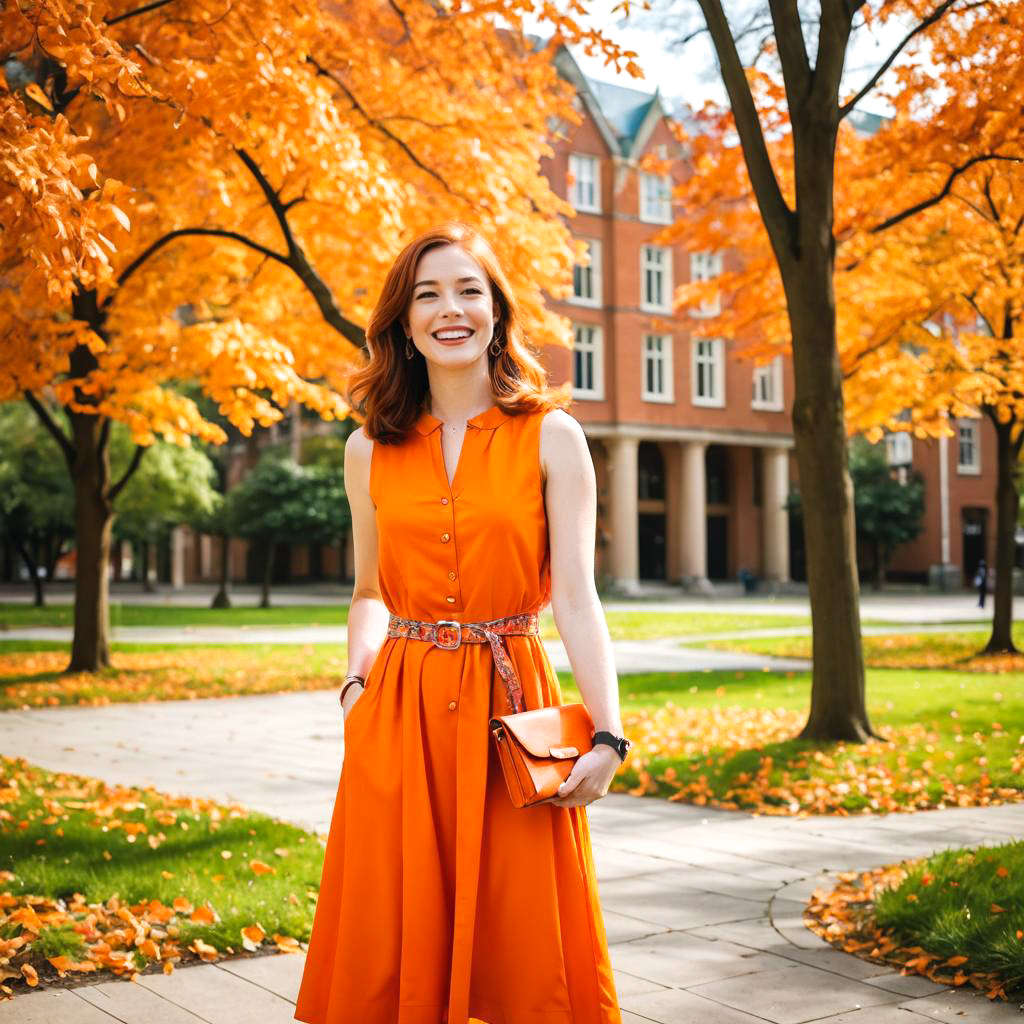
[
  {"left": 448, "top": 571, "right": 456, "bottom": 581},
  {"left": 441, "top": 498, "right": 449, "bottom": 505},
  {"left": 445, "top": 595, "right": 456, "bottom": 604},
  {"left": 441, "top": 532, "right": 450, "bottom": 542},
  {"left": 448, "top": 700, "right": 457, "bottom": 711}
]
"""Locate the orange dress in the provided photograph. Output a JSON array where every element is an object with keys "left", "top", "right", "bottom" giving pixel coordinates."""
[{"left": 294, "top": 403, "right": 621, "bottom": 1024}]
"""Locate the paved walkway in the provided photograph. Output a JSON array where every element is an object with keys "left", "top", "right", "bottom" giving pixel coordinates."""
[{"left": 4, "top": 691, "right": 1023, "bottom": 1022}]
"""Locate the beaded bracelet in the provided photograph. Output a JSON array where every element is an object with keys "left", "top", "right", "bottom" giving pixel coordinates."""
[{"left": 339, "top": 675, "right": 365, "bottom": 704}]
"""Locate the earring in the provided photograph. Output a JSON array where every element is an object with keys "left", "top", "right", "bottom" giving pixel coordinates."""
[
  {"left": 405, "top": 337, "right": 414, "bottom": 360},
  {"left": 489, "top": 326, "right": 503, "bottom": 357}
]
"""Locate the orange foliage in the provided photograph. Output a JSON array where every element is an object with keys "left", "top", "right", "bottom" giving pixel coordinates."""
[
  {"left": 805, "top": 863, "right": 1012, "bottom": 1002},
  {"left": 653, "top": 2, "right": 1024, "bottom": 436},
  {"left": 1, "top": 0, "right": 641, "bottom": 445}
]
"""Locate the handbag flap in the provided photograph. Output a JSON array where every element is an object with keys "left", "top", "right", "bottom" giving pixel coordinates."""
[{"left": 492, "top": 703, "right": 594, "bottom": 759}]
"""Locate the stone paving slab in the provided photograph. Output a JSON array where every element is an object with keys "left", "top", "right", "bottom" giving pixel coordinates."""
[{"left": 2, "top": 692, "right": 1023, "bottom": 1022}]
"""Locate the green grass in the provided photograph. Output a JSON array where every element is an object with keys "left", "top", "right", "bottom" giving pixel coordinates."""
[
  {"left": 696, "top": 627, "right": 1024, "bottom": 666},
  {"left": 0, "top": 758, "right": 324, "bottom": 955},
  {"left": 874, "top": 840, "right": 1024, "bottom": 995},
  {"left": 0, "top": 601, "right": 812, "bottom": 639}
]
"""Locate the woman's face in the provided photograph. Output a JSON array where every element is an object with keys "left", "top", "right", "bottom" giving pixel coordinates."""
[{"left": 403, "top": 243, "right": 500, "bottom": 369}]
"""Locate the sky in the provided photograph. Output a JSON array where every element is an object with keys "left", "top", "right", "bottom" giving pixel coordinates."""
[{"left": 528, "top": 0, "right": 909, "bottom": 117}]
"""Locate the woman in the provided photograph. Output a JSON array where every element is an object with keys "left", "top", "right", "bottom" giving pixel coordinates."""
[{"left": 294, "top": 222, "right": 629, "bottom": 1024}]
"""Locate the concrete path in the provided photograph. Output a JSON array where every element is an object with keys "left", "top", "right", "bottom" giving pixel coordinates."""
[{"left": 3, "top": 691, "right": 1023, "bottom": 1022}]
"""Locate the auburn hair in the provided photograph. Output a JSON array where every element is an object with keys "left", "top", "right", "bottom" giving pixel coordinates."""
[{"left": 346, "top": 221, "right": 570, "bottom": 443}]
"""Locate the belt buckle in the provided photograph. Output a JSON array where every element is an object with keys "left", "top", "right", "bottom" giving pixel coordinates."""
[{"left": 434, "top": 619, "right": 462, "bottom": 650}]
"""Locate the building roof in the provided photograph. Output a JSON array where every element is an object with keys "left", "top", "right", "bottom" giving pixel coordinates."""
[{"left": 582, "top": 77, "right": 660, "bottom": 149}]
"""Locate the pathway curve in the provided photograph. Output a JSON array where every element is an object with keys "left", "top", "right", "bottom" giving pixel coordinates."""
[{"left": 3, "top": 691, "right": 1022, "bottom": 1023}]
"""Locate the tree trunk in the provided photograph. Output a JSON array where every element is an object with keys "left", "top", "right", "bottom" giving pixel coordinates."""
[
  {"left": 779, "top": 167, "right": 877, "bottom": 742},
  {"left": 211, "top": 533, "right": 232, "bottom": 609},
  {"left": 983, "top": 416, "right": 1020, "bottom": 654},
  {"left": 260, "top": 538, "right": 275, "bottom": 608},
  {"left": 872, "top": 539, "right": 883, "bottom": 591},
  {"left": 14, "top": 538, "right": 45, "bottom": 607},
  {"left": 67, "top": 412, "right": 114, "bottom": 672}
]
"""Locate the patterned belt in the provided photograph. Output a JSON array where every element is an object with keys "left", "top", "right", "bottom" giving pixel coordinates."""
[{"left": 386, "top": 610, "right": 540, "bottom": 714}]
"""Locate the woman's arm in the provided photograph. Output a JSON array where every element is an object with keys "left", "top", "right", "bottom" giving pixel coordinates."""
[
  {"left": 540, "top": 410, "right": 624, "bottom": 807},
  {"left": 342, "top": 427, "right": 391, "bottom": 714}
]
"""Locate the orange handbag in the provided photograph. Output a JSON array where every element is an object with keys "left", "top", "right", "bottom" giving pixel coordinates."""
[{"left": 488, "top": 702, "right": 595, "bottom": 808}]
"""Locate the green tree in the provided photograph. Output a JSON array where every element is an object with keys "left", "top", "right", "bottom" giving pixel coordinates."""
[
  {"left": 0, "top": 405, "right": 75, "bottom": 605},
  {"left": 111, "top": 433, "right": 219, "bottom": 591},
  {"left": 230, "top": 455, "right": 347, "bottom": 607},
  {"left": 848, "top": 438, "right": 925, "bottom": 591}
]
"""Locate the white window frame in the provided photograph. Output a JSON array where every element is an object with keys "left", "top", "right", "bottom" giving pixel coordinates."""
[
  {"left": 639, "top": 171, "right": 672, "bottom": 224},
  {"left": 640, "top": 245, "right": 673, "bottom": 312},
  {"left": 568, "top": 154, "right": 600, "bottom": 213},
  {"left": 957, "top": 418, "right": 981, "bottom": 475},
  {"left": 571, "top": 323, "right": 604, "bottom": 400},
  {"left": 751, "top": 355, "right": 784, "bottom": 411},
  {"left": 690, "top": 250, "right": 723, "bottom": 317},
  {"left": 569, "top": 238, "right": 602, "bottom": 308},
  {"left": 692, "top": 338, "right": 725, "bottom": 407},
  {"left": 885, "top": 431, "right": 913, "bottom": 467},
  {"left": 642, "top": 333, "right": 674, "bottom": 403}
]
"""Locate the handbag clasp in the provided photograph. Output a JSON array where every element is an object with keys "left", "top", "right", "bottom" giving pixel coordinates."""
[{"left": 434, "top": 619, "right": 463, "bottom": 650}]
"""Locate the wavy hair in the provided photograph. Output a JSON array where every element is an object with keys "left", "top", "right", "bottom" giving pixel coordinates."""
[{"left": 346, "top": 221, "right": 570, "bottom": 443}]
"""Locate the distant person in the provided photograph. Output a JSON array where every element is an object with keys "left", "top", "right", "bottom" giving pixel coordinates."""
[{"left": 973, "top": 559, "right": 988, "bottom": 608}]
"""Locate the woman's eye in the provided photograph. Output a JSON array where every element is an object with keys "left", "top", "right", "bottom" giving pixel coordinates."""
[{"left": 416, "top": 287, "right": 481, "bottom": 298}]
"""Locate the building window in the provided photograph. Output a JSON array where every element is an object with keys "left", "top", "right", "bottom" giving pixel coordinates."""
[
  {"left": 885, "top": 431, "right": 913, "bottom": 466},
  {"left": 568, "top": 154, "right": 600, "bottom": 213},
  {"left": 572, "top": 324, "right": 603, "bottom": 399},
  {"left": 957, "top": 419, "right": 981, "bottom": 474},
  {"left": 692, "top": 338, "right": 725, "bottom": 407},
  {"left": 639, "top": 171, "right": 672, "bottom": 224},
  {"left": 642, "top": 334, "right": 673, "bottom": 402},
  {"left": 690, "top": 250, "right": 723, "bottom": 317},
  {"left": 751, "top": 355, "right": 784, "bottom": 411},
  {"left": 641, "top": 245, "right": 672, "bottom": 312},
  {"left": 570, "top": 239, "right": 602, "bottom": 307}
]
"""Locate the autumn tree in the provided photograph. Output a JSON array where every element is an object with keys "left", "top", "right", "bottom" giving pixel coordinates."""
[
  {"left": 638, "top": 0, "right": 1023, "bottom": 740},
  {"left": 842, "top": 155, "right": 1024, "bottom": 652},
  {"left": 1, "top": 0, "right": 638, "bottom": 669}
]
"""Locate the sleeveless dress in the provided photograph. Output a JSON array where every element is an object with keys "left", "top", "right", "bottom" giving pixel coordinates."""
[{"left": 293, "top": 402, "right": 622, "bottom": 1024}]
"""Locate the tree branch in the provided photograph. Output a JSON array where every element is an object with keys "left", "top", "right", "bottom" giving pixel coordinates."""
[
  {"left": 767, "top": 0, "right": 811, "bottom": 111},
  {"left": 106, "top": 228, "right": 290, "bottom": 309},
  {"left": 233, "top": 148, "right": 366, "bottom": 348},
  {"left": 871, "top": 155, "right": 1023, "bottom": 234},
  {"left": 839, "top": 0, "right": 961, "bottom": 118},
  {"left": 695, "top": 0, "right": 794, "bottom": 247},
  {"left": 110, "top": 444, "right": 147, "bottom": 502},
  {"left": 305, "top": 56, "right": 473, "bottom": 206},
  {"left": 23, "top": 391, "right": 75, "bottom": 466},
  {"left": 106, "top": 0, "right": 176, "bottom": 26}
]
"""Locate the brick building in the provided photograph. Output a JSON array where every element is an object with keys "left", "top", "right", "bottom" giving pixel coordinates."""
[{"left": 165, "top": 47, "right": 999, "bottom": 593}]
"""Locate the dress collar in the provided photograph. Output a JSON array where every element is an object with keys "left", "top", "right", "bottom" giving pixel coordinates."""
[{"left": 412, "top": 402, "right": 510, "bottom": 436}]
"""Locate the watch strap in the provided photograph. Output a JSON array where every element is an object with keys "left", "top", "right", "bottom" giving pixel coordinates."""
[{"left": 592, "top": 730, "right": 630, "bottom": 762}]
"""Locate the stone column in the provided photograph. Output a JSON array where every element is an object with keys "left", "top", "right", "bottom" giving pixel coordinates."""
[
  {"left": 678, "top": 440, "right": 709, "bottom": 590},
  {"left": 170, "top": 525, "right": 187, "bottom": 589},
  {"left": 761, "top": 446, "right": 790, "bottom": 582},
  {"left": 607, "top": 435, "right": 640, "bottom": 594}
]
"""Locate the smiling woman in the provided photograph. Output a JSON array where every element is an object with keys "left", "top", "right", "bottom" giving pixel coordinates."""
[{"left": 293, "top": 223, "right": 628, "bottom": 1024}]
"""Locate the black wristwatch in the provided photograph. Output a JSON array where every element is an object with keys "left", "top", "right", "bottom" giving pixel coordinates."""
[{"left": 592, "top": 730, "right": 632, "bottom": 762}]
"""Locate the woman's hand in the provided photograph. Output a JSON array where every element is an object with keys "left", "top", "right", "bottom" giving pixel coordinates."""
[
  {"left": 544, "top": 746, "right": 622, "bottom": 808},
  {"left": 340, "top": 683, "right": 364, "bottom": 721}
]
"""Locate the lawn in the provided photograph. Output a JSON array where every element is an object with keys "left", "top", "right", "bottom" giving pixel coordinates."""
[
  {"left": 0, "top": 601, "right": 812, "bottom": 640},
  {"left": 806, "top": 840, "right": 1024, "bottom": 1001},
  {"left": 699, "top": 628, "right": 1024, "bottom": 671},
  {"left": 0, "top": 755, "right": 322, "bottom": 997}
]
